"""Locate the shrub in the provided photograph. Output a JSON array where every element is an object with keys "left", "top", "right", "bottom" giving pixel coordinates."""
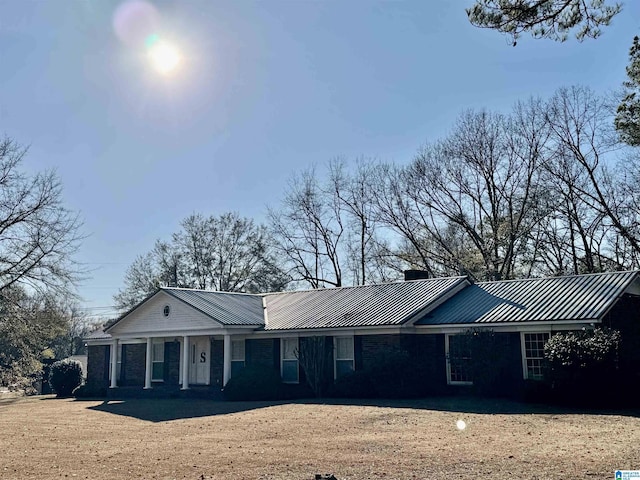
[
  {"left": 49, "top": 359, "right": 83, "bottom": 398},
  {"left": 223, "top": 365, "right": 283, "bottom": 401},
  {"left": 544, "top": 327, "right": 621, "bottom": 405},
  {"left": 296, "top": 336, "right": 333, "bottom": 398}
]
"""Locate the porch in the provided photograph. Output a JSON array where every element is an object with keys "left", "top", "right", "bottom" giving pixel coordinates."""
[{"left": 107, "top": 335, "right": 241, "bottom": 393}]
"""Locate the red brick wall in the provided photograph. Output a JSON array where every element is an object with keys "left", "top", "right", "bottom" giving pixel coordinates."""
[
  {"left": 403, "top": 334, "right": 447, "bottom": 393},
  {"left": 87, "top": 345, "right": 110, "bottom": 389},
  {"left": 210, "top": 339, "right": 223, "bottom": 386},
  {"left": 601, "top": 294, "right": 640, "bottom": 383},
  {"left": 246, "top": 338, "right": 278, "bottom": 370},
  {"left": 358, "top": 334, "right": 447, "bottom": 396},
  {"left": 360, "top": 334, "right": 402, "bottom": 369},
  {"left": 165, "top": 341, "right": 180, "bottom": 385},
  {"left": 122, "top": 343, "right": 145, "bottom": 386}
]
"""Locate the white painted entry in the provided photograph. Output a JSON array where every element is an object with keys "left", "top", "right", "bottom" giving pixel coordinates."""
[{"left": 189, "top": 337, "right": 210, "bottom": 385}]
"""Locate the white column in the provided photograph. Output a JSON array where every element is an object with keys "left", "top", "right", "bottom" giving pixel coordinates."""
[
  {"left": 178, "top": 340, "right": 182, "bottom": 385},
  {"left": 223, "top": 334, "right": 232, "bottom": 386},
  {"left": 144, "top": 337, "right": 153, "bottom": 389},
  {"left": 109, "top": 339, "right": 119, "bottom": 388},
  {"left": 181, "top": 335, "right": 190, "bottom": 390}
]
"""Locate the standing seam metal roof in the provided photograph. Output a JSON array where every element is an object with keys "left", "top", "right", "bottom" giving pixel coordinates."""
[
  {"left": 262, "top": 277, "right": 468, "bottom": 330},
  {"left": 162, "top": 288, "right": 265, "bottom": 326},
  {"left": 416, "top": 271, "right": 639, "bottom": 325}
]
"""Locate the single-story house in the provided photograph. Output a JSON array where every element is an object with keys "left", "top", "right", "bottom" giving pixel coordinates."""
[{"left": 85, "top": 270, "right": 640, "bottom": 398}]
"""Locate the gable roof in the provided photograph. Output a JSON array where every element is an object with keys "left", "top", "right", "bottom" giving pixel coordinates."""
[
  {"left": 262, "top": 276, "right": 468, "bottom": 330},
  {"left": 416, "top": 271, "right": 640, "bottom": 326},
  {"left": 105, "top": 288, "right": 265, "bottom": 334},
  {"left": 162, "top": 288, "right": 265, "bottom": 326}
]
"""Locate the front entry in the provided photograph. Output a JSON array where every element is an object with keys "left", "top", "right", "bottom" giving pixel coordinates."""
[{"left": 189, "top": 337, "right": 210, "bottom": 385}]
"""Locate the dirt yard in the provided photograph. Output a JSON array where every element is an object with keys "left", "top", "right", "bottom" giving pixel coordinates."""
[{"left": 0, "top": 395, "right": 638, "bottom": 479}]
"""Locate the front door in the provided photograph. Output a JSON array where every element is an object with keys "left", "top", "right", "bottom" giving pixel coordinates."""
[{"left": 189, "top": 337, "right": 210, "bottom": 385}]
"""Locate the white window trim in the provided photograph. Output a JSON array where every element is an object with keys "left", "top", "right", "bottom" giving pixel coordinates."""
[
  {"left": 151, "top": 339, "right": 165, "bottom": 382},
  {"left": 334, "top": 336, "right": 354, "bottom": 379},
  {"left": 520, "top": 331, "right": 551, "bottom": 380},
  {"left": 281, "top": 337, "right": 299, "bottom": 384},
  {"left": 445, "top": 334, "right": 473, "bottom": 386}
]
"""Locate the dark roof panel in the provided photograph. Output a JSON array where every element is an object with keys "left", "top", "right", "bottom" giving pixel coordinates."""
[{"left": 417, "top": 271, "right": 639, "bottom": 325}]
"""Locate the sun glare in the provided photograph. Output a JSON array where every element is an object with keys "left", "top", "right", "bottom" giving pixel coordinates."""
[{"left": 148, "top": 40, "right": 181, "bottom": 75}]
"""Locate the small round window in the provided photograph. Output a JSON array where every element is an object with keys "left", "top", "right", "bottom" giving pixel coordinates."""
[{"left": 163, "top": 305, "right": 170, "bottom": 317}]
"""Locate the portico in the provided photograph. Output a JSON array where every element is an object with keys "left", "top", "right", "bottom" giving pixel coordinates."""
[
  {"left": 106, "top": 333, "right": 237, "bottom": 391},
  {"left": 102, "top": 288, "right": 264, "bottom": 393}
]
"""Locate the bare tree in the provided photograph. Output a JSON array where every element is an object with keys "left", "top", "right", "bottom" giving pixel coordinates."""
[
  {"left": 544, "top": 86, "right": 640, "bottom": 264},
  {"left": 195, "top": 212, "right": 288, "bottom": 293},
  {"left": 369, "top": 162, "right": 440, "bottom": 276},
  {"left": 328, "top": 159, "right": 396, "bottom": 285},
  {"left": 269, "top": 168, "right": 344, "bottom": 288},
  {"left": 0, "top": 137, "right": 83, "bottom": 296},
  {"left": 115, "top": 212, "right": 289, "bottom": 311},
  {"left": 397, "top": 106, "right": 547, "bottom": 280},
  {"left": 50, "top": 300, "right": 100, "bottom": 358},
  {"left": 113, "top": 242, "right": 182, "bottom": 310},
  {"left": 609, "top": 151, "right": 640, "bottom": 269},
  {"left": 296, "top": 336, "right": 332, "bottom": 398}
]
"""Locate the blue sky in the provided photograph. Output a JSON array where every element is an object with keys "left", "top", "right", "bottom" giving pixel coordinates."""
[{"left": 1, "top": 1, "right": 638, "bottom": 320}]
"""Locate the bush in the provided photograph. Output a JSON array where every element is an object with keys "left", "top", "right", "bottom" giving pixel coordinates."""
[
  {"left": 544, "top": 327, "right": 621, "bottom": 405},
  {"left": 223, "top": 365, "right": 283, "bottom": 401},
  {"left": 330, "top": 370, "right": 376, "bottom": 399},
  {"left": 297, "top": 336, "right": 333, "bottom": 397},
  {"left": 48, "top": 359, "right": 83, "bottom": 398}
]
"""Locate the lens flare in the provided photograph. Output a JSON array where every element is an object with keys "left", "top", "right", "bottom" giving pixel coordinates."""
[
  {"left": 147, "top": 40, "right": 181, "bottom": 74},
  {"left": 113, "top": 1, "right": 183, "bottom": 76},
  {"left": 113, "top": 0, "right": 159, "bottom": 47}
]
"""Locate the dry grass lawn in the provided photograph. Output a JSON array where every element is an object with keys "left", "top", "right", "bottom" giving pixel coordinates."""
[{"left": 0, "top": 395, "right": 639, "bottom": 479}]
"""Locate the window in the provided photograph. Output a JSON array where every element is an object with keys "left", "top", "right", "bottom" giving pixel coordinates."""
[
  {"left": 152, "top": 341, "right": 164, "bottom": 381},
  {"left": 334, "top": 336, "right": 354, "bottom": 378},
  {"left": 522, "top": 332, "right": 550, "bottom": 380},
  {"left": 163, "top": 305, "right": 170, "bottom": 317},
  {"left": 447, "top": 334, "right": 472, "bottom": 385},
  {"left": 281, "top": 337, "right": 299, "bottom": 383},
  {"left": 231, "top": 339, "right": 245, "bottom": 377}
]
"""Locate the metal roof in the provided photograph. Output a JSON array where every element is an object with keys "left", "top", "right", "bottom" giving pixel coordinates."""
[
  {"left": 162, "top": 288, "right": 265, "bottom": 326},
  {"left": 262, "top": 277, "right": 468, "bottom": 330},
  {"left": 85, "top": 329, "right": 111, "bottom": 341},
  {"left": 416, "top": 271, "right": 639, "bottom": 325}
]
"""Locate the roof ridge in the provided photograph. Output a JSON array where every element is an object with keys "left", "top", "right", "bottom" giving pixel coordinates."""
[
  {"left": 476, "top": 270, "right": 638, "bottom": 285},
  {"left": 261, "top": 276, "right": 468, "bottom": 297},
  {"left": 160, "top": 286, "right": 261, "bottom": 298}
]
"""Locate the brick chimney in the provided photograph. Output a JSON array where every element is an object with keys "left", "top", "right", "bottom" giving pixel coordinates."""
[{"left": 403, "top": 269, "right": 431, "bottom": 281}]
